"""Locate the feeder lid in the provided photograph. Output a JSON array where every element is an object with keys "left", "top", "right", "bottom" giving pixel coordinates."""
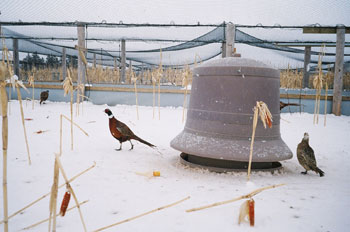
[
  {"left": 194, "top": 57, "right": 279, "bottom": 77},
  {"left": 200, "top": 57, "right": 271, "bottom": 68}
]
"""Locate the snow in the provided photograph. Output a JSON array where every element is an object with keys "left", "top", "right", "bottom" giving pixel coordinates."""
[{"left": 1, "top": 100, "right": 350, "bottom": 232}]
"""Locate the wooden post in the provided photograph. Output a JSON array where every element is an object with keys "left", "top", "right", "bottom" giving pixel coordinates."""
[
  {"left": 62, "top": 48, "right": 66, "bottom": 81},
  {"left": 303, "top": 46, "right": 311, "bottom": 88},
  {"left": 13, "top": 39, "right": 20, "bottom": 78},
  {"left": 121, "top": 39, "right": 126, "bottom": 83},
  {"left": 332, "top": 25, "right": 345, "bottom": 116},
  {"left": 77, "top": 23, "right": 86, "bottom": 93},
  {"left": 225, "top": 22, "right": 235, "bottom": 57}
]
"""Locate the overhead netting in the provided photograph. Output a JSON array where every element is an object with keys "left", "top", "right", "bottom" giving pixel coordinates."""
[{"left": 1, "top": 22, "right": 349, "bottom": 70}]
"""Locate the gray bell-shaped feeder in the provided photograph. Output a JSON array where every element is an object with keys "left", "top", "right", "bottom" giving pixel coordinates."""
[{"left": 170, "top": 57, "right": 292, "bottom": 172}]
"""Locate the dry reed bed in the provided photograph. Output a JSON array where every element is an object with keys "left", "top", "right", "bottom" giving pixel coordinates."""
[{"left": 20, "top": 68, "right": 349, "bottom": 90}]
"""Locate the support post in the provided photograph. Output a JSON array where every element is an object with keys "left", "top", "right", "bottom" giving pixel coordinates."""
[
  {"left": 114, "top": 57, "right": 117, "bottom": 71},
  {"left": 221, "top": 42, "right": 226, "bottom": 58},
  {"left": 77, "top": 23, "right": 86, "bottom": 93},
  {"left": 121, "top": 39, "right": 126, "bottom": 83},
  {"left": 332, "top": 25, "right": 345, "bottom": 116},
  {"left": 303, "top": 46, "right": 311, "bottom": 88},
  {"left": 13, "top": 38, "right": 20, "bottom": 78},
  {"left": 93, "top": 53, "right": 96, "bottom": 68},
  {"left": 224, "top": 23, "right": 235, "bottom": 57},
  {"left": 62, "top": 47, "right": 66, "bottom": 81}
]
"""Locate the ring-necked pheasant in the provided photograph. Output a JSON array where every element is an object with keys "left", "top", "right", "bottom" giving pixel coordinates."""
[
  {"left": 297, "top": 132, "right": 324, "bottom": 177},
  {"left": 280, "top": 101, "right": 300, "bottom": 110},
  {"left": 104, "top": 108, "right": 155, "bottom": 150},
  {"left": 40, "top": 90, "right": 49, "bottom": 105}
]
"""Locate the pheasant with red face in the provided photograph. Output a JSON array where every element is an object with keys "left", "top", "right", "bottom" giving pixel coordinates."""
[{"left": 104, "top": 108, "right": 155, "bottom": 150}]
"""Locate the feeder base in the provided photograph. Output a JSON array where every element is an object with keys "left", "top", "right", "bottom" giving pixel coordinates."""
[{"left": 180, "top": 153, "right": 282, "bottom": 173}]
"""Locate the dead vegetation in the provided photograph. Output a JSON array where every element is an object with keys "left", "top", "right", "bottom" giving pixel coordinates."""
[{"left": 20, "top": 67, "right": 349, "bottom": 90}]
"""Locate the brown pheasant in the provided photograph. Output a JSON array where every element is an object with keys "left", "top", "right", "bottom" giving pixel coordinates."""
[
  {"left": 104, "top": 108, "right": 155, "bottom": 150},
  {"left": 40, "top": 90, "right": 49, "bottom": 104},
  {"left": 297, "top": 132, "right": 324, "bottom": 177}
]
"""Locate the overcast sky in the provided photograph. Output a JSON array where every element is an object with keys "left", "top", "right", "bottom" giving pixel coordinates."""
[{"left": 1, "top": 0, "right": 349, "bottom": 26}]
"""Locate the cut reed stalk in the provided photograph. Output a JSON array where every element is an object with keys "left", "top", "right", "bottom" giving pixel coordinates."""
[
  {"left": 16, "top": 85, "right": 31, "bottom": 165},
  {"left": 63, "top": 69, "right": 74, "bottom": 150},
  {"left": 93, "top": 196, "right": 190, "bottom": 232},
  {"left": 131, "top": 69, "right": 139, "bottom": 120},
  {"left": 28, "top": 75, "right": 34, "bottom": 110},
  {"left": 247, "top": 105, "right": 259, "bottom": 181},
  {"left": 152, "top": 74, "right": 156, "bottom": 119},
  {"left": 23, "top": 200, "right": 89, "bottom": 230},
  {"left": 313, "top": 45, "right": 325, "bottom": 125},
  {"left": 324, "top": 65, "right": 330, "bottom": 126},
  {"left": 247, "top": 101, "right": 272, "bottom": 180},
  {"left": 186, "top": 184, "right": 284, "bottom": 213},
  {"left": 55, "top": 154, "right": 87, "bottom": 232},
  {"left": 48, "top": 160, "right": 59, "bottom": 232},
  {"left": 182, "top": 66, "right": 189, "bottom": 123},
  {"left": 1, "top": 82, "right": 9, "bottom": 232},
  {"left": 0, "top": 162, "right": 95, "bottom": 225}
]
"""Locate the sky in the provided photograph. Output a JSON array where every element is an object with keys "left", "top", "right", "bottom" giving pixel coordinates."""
[{"left": 1, "top": 0, "right": 349, "bottom": 26}]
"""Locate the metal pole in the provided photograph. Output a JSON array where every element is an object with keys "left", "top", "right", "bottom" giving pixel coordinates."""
[
  {"left": 62, "top": 47, "right": 66, "bottom": 81},
  {"left": 13, "top": 38, "right": 20, "bottom": 78},
  {"left": 303, "top": 46, "right": 311, "bottom": 88},
  {"left": 332, "top": 25, "right": 345, "bottom": 116}
]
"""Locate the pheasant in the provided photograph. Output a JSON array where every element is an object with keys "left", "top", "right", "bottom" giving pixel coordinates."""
[
  {"left": 40, "top": 90, "right": 49, "bottom": 104},
  {"left": 280, "top": 101, "right": 300, "bottom": 110},
  {"left": 297, "top": 132, "right": 324, "bottom": 177},
  {"left": 104, "top": 108, "right": 155, "bottom": 150}
]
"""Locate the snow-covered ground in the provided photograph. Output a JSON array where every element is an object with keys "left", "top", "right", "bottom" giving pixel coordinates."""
[{"left": 1, "top": 100, "right": 350, "bottom": 232}]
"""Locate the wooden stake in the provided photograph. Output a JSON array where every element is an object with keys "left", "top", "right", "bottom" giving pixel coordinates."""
[
  {"left": 1, "top": 82, "right": 9, "bottom": 232},
  {"left": 93, "top": 196, "right": 190, "bottom": 232},
  {"left": 23, "top": 200, "right": 89, "bottom": 230},
  {"left": 0, "top": 162, "right": 95, "bottom": 225},
  {"left": 16, "top": 85, "right": 31, "bottom": 165},
  {"left": 55, "top": 154, "right": 87, "bottom": 232},
  {"left": 186, "top": 184, "right": 284, "bottom": 213}
]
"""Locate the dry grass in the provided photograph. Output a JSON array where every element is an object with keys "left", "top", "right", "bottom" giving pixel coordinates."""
[
  {"left": 280, "top": 70, "right": 350, "bottom": 90},
  {"left": 20, "top": 67, "right": 349, "bottom": 90},
  {"left": 20, "top": 66, "right": 193, "bottom": 86}
]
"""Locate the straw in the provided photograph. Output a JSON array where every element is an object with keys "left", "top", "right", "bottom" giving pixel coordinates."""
[
  {"left": 63, "top": 69, "right": 74, "bottom": 150},
  {"left": 247, "top": 101, "right": 272, "bottom": 180},
  {"left": 0, "top": 162, "right": 95, "bottom": 225},
  {"left": 186, "top": 184, "right": 284, "bottom": 213},
  {"left": 22, "top": 200, "right": 89, "bottom": 230},
  {"left": 55, "top": 154, "right": 87, "bottom": 232},
  {"left": 93, "top": 196, "right": 190, "bottom": 232}
]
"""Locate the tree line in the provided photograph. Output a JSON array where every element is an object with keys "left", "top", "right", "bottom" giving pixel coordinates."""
[{"left": 21, "top": 52, "right": 78, "bottom": 70}]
